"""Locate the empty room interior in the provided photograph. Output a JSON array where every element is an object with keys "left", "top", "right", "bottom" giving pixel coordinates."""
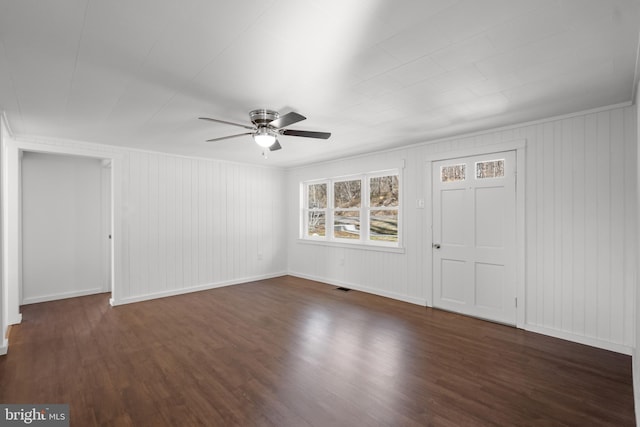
[{"left": 1, "top": 1, "right": 640, "bottom": 425}]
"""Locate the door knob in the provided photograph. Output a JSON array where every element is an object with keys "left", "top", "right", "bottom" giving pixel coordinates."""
[{"left": 433, "top": 243, "right": 441, "bottom": 249}]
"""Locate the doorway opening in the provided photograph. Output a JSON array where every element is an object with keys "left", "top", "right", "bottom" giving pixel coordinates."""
[
  {"left": 21, "top": 152, "right": 112, "bottom": 305},
  {"left": 2, "top": 140, "right": 117, "bottom": 330}
]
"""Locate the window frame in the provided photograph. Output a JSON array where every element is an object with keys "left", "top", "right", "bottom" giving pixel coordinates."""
[
  {"left": 302, "top": 180, "right": 329, "bottom": 240},
  {"left": 366, "top": 171, "right": 400, "bottom": 245},
  {"left": 300, "top": 169, "right": 401, "bottom": 249},
  {"left": 332, "top": 178, "right": 363, "bottom": 242}
]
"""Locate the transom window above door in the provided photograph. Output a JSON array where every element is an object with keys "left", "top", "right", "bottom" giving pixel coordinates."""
[{"left": 440, "top": 159, "right": 506, "bottom": 182}]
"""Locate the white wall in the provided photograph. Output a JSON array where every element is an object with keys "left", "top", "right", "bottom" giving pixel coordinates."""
[
  {"left": 287, "top": 104, "right": 637, "bottom": 354},
  {"left": 634, "top": 82, "right": 640, "bottom": 425},
  {"left": 21, "top": 152, "right": 105, "bottom": 304},
  {"left": 3, "top": 137, "right": 287, "bottom": 314},
  {"left": 0, "top": 115, "right": 6, "bottom": 355},
  {"left": 118, "top": 150, "right": 287, "bottom": 304},
  {"left": 1, "top": 104, "right": 635, "bottom": 358}
]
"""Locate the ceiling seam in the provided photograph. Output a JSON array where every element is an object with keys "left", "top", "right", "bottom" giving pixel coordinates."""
[
  {"left": 631, "top": 31, "right": 640, "bottom": 104},
  {"left": 142, "top": 0, "right": 279, "bottom": 129},
  {"left": 63, "top": 0, "right": 91, "bottom": 119},
  {"left": 100, "top": 2, "right": 202, "bottom": 128}
]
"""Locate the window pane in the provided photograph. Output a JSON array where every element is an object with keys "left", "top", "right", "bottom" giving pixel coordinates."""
[
  {"left": 369, "top": 175, "right": 399, "bottom": 207},
  {"left": 308, "top": 183, "right": 327, "bottom": 209},
  {"left": 334, "top": 180, "right": 361, "bottom": 208},
  {"left": 334, "top": 211, "right": 360, "bottom": 239},
  {"left": 441, "top": 164, "right": 466, "bottom": 182},
  {"left": 307, "top": 211, "right": 326, "bottom": 237},
  {"left": 476, "top": 159, "right": 504, "bottom": 179},
  {"left": 369, "top": 210, "right": 398, "bottom": 242}
]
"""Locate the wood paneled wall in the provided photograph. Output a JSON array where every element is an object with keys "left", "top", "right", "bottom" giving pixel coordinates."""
[
  {"left": 287, "top": 104, "right": 637, "bottom": 353},
  {"left": 2, "top": 105, "right": 636, "bottom": 354},
  {"left": 634, "top": 86, "right": 640, "bottom": 424},
  {"left": 3, "top": 136, "right": 287, "bottom": 306},
  {"left": 118, "top": 151, "right": 286, "bottom": 303},
  {"left": 0, "top": 116, "right": 7, "bottom": 355}
]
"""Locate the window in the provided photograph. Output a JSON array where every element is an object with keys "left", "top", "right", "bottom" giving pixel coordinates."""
[
  {"left": 475, "top": 159, "right": 504, "bottom": 179},
  {"left": 441, "top": 164, "right": 466, "bottom": 182},
  {"left": 304, "top": 182, "right": 327, "bottom": 237},
  {"left": 301, "top": 170, "right": 401, "bottom": 247},
  {"left": 368, "top": 175, "right": 399, "bottom": 243},
  {"left": 334, "top": 179, "right": 361, "bottom": 240}
]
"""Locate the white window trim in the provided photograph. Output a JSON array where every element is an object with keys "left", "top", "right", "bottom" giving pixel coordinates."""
[
  {"left": 332, "top": 177, "right": 362, "bottom": 243},
  {"left": 302, "top": 179, "right": 329, "bottom": 241},
  {"left": 300, "top": 169, "right": 402, "bottom": 250}
]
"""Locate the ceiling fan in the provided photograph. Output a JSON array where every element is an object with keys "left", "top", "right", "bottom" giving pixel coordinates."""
[{"left": 199, "top": 109, "right": 331, "bottom": 152}]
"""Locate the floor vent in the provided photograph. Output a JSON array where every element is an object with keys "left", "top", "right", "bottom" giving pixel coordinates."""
[{"left": 336, "top": 287, "right": 351, "bottom": 292}]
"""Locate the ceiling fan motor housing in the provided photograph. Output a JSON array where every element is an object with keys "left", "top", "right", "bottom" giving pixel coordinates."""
[
  {"left": 250, "top": 109, "right": 279, "bottom": 127},
  {"left": 199, "top": 109, "right": 328, "bottom": 150}
]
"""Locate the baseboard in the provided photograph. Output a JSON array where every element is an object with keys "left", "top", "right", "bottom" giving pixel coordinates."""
[
  {"left": 111, "top": 272, "right": 288, "bottom": 306},
  {"left": 9, "top": 313, "right": 22, "bottom": 326},
  {"left": 634, "top": 348, "right": 640, "bottom": 426},
  {"left": 0, "top": 325, "right": 11, "bottom": 356},
  {"left": 0, "top": 326, "right": 8, "bottom": 355},
  {"left": 21, "top": 287, "right": 105, "bottom": 305},
  {"left": 524, "top": 324, "right": 633, "bottom": 355},
  {"left": 288, "top": 272, "right": 428, "bottom": 306},
  {"left": 287, "top": 273, "right": 632, "bottom": 355}
]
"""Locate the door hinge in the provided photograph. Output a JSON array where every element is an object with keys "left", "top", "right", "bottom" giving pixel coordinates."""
[{"left": 515, "top": 297, "right": 518, "bottom": 308}]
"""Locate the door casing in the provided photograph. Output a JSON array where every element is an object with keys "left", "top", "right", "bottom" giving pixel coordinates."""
[{"left": 425, "top": 140, "right": 526, "bottom": 328}]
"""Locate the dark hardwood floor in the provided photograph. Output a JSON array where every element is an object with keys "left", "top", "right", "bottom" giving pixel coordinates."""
[{"left": 0, "top": 276, "right": 634, "bottom": 426}]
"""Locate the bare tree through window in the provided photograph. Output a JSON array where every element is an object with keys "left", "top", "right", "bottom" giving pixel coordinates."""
[
  {"left": 441, "top": 164, "right": 466, "bottom": 182},
  {"left": 369, "top": 175, "right": 399, "bottom": 242},
  {"left": 334, "top": 180, "right": 361, "bottom": 239},
  {"left": 307, "top": 183, "right": 327, "bottom": 236},
  {"left": 302, "top": 171, "right": 400, "bottom": 246},
  {"left": 475, "top": 160, "right": 505, "bottom": 179}
]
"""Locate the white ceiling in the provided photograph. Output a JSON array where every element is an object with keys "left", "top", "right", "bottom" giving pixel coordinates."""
[{"left": 0, "top": 0, "right": 638, "bottom": 167}]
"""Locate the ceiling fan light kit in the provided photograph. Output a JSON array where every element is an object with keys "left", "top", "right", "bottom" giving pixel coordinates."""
[
  {"left": 253, "top": 127, "right": 277, "bottom": 148},
  {"left": 199, "top": 109, "right": 331, "bottom": 155}
]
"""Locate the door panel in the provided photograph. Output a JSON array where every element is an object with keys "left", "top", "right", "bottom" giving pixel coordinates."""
[
  {"left": 475, "top": 186, "right": 504, "bottom": 248},
  {"left": 441, "top": 259, "right": 467, "bottom": 303},
  {"left": 475, "top": 262, "right": 504, "bottom": 309},
  {"left": 432, "top": 151, "right": 516, "bottom": 325},
  {"left": 441, "top": 189, "right": 468, "bottom": 246}
]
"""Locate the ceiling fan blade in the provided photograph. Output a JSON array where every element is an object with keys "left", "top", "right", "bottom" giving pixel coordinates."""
[
  {"left": 281, "top": 129, "right": 331, "bottom": 139},
  {"left": 269, "top": 140, "right": 282, "bottom": 151},
  {"left": 268, "top": 112, "right": 306, "bottom": 129},
  {"left": 206, "top": 132, "right": 253, "bottom": 142},
  {"left": 199, "top": 117, "right": 255, "bottom": 130}
]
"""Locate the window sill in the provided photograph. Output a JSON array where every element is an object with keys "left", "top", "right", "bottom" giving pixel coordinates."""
[{"left": 296, "top": 238, "right": 406, "bottom": 254}]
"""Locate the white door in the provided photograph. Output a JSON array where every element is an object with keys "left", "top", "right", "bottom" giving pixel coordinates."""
[
  {"left": 432, "top": 151, "right": 517, "bottom": 325},
  {"left": 101, "top": 161, "right": 112, "bottom": 293}
]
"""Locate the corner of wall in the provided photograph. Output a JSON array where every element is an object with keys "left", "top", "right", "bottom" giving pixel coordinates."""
[
  {"left": 635, "top": 346, "right": 640, "bottom": 426},
  {"left": 634, "top": 72, "right": 640, "bottom": 425},
  {"left": 0, "top": 113, "right": 5, "bottom": 356}
]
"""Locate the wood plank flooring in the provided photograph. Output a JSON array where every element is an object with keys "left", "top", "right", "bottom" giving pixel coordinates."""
[{"left": 0, "top": 276, "right": 634, "bottom": 426}]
